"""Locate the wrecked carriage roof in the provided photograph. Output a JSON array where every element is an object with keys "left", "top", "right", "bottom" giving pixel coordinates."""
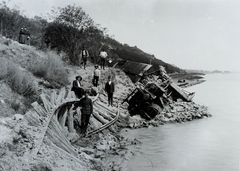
[{"left": 120, "top": 61, "right": 152, "bottom": 76}]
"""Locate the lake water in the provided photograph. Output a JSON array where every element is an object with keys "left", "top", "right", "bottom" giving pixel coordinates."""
[{"left": 123, "top": 73, "right": 240, "bottom": 171}]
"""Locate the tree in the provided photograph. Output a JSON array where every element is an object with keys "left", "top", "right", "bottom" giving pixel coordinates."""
[
  {"left": 44, "top": 22, "right": 83, "bottom": 64},
  {"left": 83, "top": 25, "right": 105, "bottom": 63},
  {"left": 54, "top": 5, "right": 94, "bottom": 29},
  {"left": 44, "top": 4, "right": 108, "bottom": 65}
]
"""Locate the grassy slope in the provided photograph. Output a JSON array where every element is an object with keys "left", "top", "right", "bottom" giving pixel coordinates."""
[{"left": 0, "top": 35, "right": 134, "bottom": 117}]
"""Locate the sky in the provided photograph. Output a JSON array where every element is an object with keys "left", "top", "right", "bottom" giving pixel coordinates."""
[{"left": 6, "top": 0, "right": 240, "bottom": 71}]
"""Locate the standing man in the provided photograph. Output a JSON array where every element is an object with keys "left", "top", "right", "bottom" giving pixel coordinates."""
[
  {"left": 71, "top": 76, "right": 84, "bottom": 99},
  {"left": 105, "top": 76, "right": 115, "bottom": 107},
  {"left": 99, "top": 48, "right": 108, "bottom": 70},
  {"left": 93, "top": 65, "right": 101, "bottom": 87},
  {"left": 19, "top": 28, "right": 25, "bottom": 44},
  {"left": 80, "top": 45, "right": 89, "bottom": 69},
  {"left": 73, "top": 91, "right": 93, "bottom": 136}
]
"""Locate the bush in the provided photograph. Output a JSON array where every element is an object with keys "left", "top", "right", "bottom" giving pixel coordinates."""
[
  {"left": 7, "top": 94, "right": 35, "bottom": 114},
  {"left": 6, "top": 64, "right": 37, "bottom": 97},
  {"left": 28, "top": 51, "right": 69, "bottom": 87},
  {"left": 0, "top": 58, "right": 8, "bottom": 80}
]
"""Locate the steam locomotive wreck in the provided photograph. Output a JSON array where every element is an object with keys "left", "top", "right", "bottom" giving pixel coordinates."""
[{"left": 122, "top": 65, "right": 195, "bottom": 120}]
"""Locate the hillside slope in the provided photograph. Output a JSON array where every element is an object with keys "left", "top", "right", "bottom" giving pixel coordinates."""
[{"left": 0, "top": 35, "right": 137, "bottom": 171}]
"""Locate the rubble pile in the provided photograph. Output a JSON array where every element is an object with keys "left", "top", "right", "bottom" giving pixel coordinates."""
[
  {"left": 127, "top": 101, "right": 211, "bottom": 129},
  {"left": 157, "top": 101, "right": 211, "bottom": 122}
]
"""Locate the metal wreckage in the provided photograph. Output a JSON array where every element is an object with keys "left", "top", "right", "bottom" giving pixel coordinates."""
[{"left": 122, "top": 66, "right": 195, "bottom": 120}]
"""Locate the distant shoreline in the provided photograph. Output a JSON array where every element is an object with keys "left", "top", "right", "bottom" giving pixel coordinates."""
[{"left": 170, "top": 72, "right": 206, "bottom": 88}]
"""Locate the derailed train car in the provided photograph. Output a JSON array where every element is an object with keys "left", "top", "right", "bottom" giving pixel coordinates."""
[{"left": 123, "top": 81, "right": 195, "bottom": 120}]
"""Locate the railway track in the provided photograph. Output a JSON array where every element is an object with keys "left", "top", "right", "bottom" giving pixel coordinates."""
[{"left": 24, "top": 87, "right": 123, "bottom": 159}]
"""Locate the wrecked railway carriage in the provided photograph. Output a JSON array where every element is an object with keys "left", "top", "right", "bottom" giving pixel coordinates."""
[{"left": 122, "top": 65, "right": 195, "bottom": 120}]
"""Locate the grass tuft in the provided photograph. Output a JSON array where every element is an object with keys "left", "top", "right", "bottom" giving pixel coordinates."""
[
  {"left": 6, "top": 64, "right": 37, "bottom": 97},
  {"left": 28, "top": 51, "right": 69, "bottom": 87}
]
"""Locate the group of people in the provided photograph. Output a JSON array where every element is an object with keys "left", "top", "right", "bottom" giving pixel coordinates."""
[
  {"left": 71, "top": 73, "right": 115, "bottom": 136},
  {"left": 69, "top": 44, "right": 115, "bottom": 136},
  {"left": 19, "top": 27, "right": 30, "bottom": 45},
  {"left": 79, "top": 45, "right": 108, "bottom": 70}
]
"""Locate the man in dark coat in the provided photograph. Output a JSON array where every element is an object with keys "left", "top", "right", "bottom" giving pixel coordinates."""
[
  {"left": 105, "top": 76, "right": 115, "bottom": 106},
  {"left": 73, "top": 91, "right": 93, "bottom": 135},
  {"left": 71, "top": 76, "right": 84, "bottom": 99},
  {"left": 19, "top": 28, "right": 25, "bottom": 44}
]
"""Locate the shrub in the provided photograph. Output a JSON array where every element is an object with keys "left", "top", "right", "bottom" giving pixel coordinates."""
[
  {"left": 6, "top": 64, "right": 37, "bottom": 97},
  {"left": 28, "top": 51, "right": 69, "bottom": 87},
  {"left": 45, "top": 52, "right": 69, "bottom": 85},
  {"left": 7, "top": 94, "right": 35, "bottom": 114},
  {"left": 0, "top": 58, "right": 9, "bottom": 80}
]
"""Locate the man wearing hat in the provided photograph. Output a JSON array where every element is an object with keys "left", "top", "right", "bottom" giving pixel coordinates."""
[
  {"left": 73, "top": 90, "right": 93, "bottom": 135},
  {"left": 92, "top": 65, "right": 101, "bottom": 87},
  {"left": 71, "top": 75, "right": 84, "bottom": 98}
]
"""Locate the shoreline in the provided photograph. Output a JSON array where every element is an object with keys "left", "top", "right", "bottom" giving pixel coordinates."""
[
  {"left": 0, "top": 67, "right": 210, "bottom": 171},
  {"left": 102, "top": 78, "right": 210, "bottom": 171}
]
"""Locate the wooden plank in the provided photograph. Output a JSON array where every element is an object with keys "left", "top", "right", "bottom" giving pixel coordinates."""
[
  {"left": 40, "top": 94, "right": 52, "bottom": 113},
  {"left": 57, "top": 105, "right": 67, "bottom": 120},
  {"left": 24, "top": 111, "right": 41, "bottom": 126},
  {"left": 98, "top": 111, "right": 113, "bottom": 121},
  {"left": 86, "top": 104, "right": 120, "bottom": 137},
  {"left": 59, "top": 109, "right": 68, "bottom": 128},
  {"left": 47, "top": 126, "right": 77, "bottom": 156},
  {"left": 31, "top": 101, "right": 47, "bottom": 117},
  {"left": 68, "top": 108, "right": 75, "bottom": 133},
  {"left": 50, "top": 91, "right": 57, "bottom": 106},
  {"left": 88, "top": 117, "right": 99, "bottom": 130},
  {"left": 92, "top": 111, "right": 109, "bottom": 125},
  {"left": 48, "top": 118, "right": 76, "bottom": 152},
  {"left": 170, "top": 83, "right": 192, "bottom": 101},
  {"left": 30, "top": 103, "right": 56, "bottom": 155},
  {"left": 64, "top": 88, "right": 71, "bottom": 99},
  {"left": 63, "top": 87, "right": 70, "bottom": 99}
]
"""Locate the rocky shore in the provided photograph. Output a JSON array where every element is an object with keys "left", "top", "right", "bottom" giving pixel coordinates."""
[
  {"left": 0, "top": 68, "right": 211, "bottom": 171},
  {"left": 127, "top": 101, "right": 211, "bottom": 129},
  {"left": 0, "top": 38, "right": 210, "bottom": 170}
]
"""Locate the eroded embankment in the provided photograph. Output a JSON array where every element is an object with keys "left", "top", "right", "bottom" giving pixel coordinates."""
[{"left": 0, "top": 69, "right": 211, "bottom": 171}]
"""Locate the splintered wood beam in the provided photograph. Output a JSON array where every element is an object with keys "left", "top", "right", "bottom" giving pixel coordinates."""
[
  {"left": 98, "top": 111, "right": 113, "bottom": 121},
  {"left": 31, "top": 101, "right": 47, "bottom": 117},
  {"left": 50, "top": 91, "right": 57, "bottom": 106},
  {"left": 24, "top": 111, "right": 41, "bottom": 126},
  {"left": 86, "top": 104, "right": 120, "bottom": 137},
  {"left": 47, "top": 118, "right": 77, "bottom": 155},
  {"left": 92, "top": 111, "right": 109, "bottom": 125},
  {"left": 68, "top": 107, "right": 75, "bottom": 133},
  {"left": 59, "top": 107, "right": 68, "bottom": 128},
  {"left": 40, "top": 94, "right": 52, "bottom": 113}
]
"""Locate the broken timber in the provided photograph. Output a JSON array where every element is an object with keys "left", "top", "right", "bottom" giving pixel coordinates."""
[{"left": 23, "top": 87, "right": 121, "bottom": 162}]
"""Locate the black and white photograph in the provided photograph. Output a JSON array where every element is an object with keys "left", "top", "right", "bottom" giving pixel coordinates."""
[{"left": 0, "top": 0, "right": 239, "bottom": 170}]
